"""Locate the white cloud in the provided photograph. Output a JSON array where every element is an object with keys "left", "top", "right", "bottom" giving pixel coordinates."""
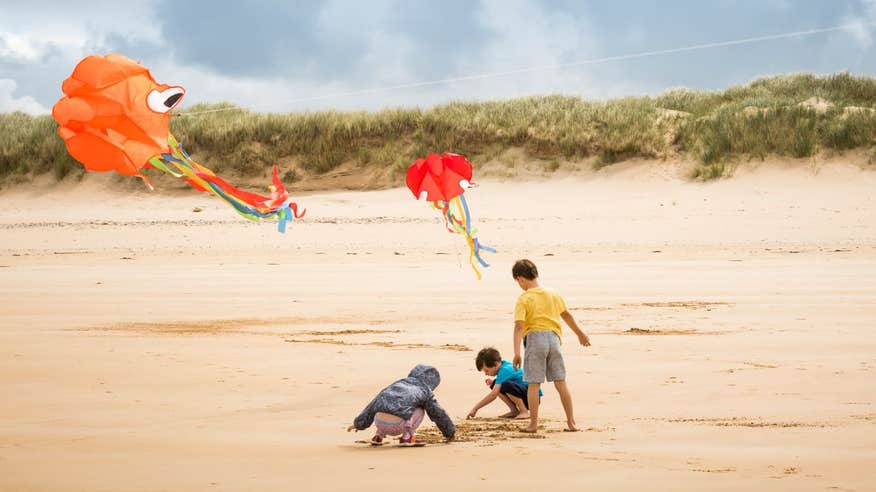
[
  {"left": 842, "top": 0, "right": 876, "bottom": 48},
  {"left": 843, "top": 19, "right": 874, "bottom": 48},
  {"left": 866, "top": 0, "right": 876, "bottom": 19},
  {"left": 0, "top": 32, "right": 48, "bottom": 62},
  {"left": 0, "top": 0, "right": 162, "bottom": 45},
  {"left": 0, "top": 0, "right": 163, "bottom": 69},
  {"left": 0, "top": 79, "right": 49, "bottom": 114},
  {"left": 449, "top": 0, "right": 603, "bottom": 101}
]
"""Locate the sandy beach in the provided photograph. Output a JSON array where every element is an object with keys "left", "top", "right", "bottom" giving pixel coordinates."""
[{"left": 1, "top": 159, "right": 875, "bottom": 491}]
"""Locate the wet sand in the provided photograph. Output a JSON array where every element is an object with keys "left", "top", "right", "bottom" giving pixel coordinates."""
[{"left": 1, "top": 161, "right": 875, "bottom": 491}]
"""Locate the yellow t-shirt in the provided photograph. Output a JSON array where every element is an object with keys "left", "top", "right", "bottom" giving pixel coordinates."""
[{"left": 514, "top": 287, "right": 567, "bottom": 340}]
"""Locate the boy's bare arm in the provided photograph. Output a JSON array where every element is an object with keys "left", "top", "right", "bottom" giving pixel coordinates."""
[
  {"left": 561, "top": 311, "right": 591, "bottom": 346},
  {"left": 513, "top": 321, "right": 525, "bottom": 370},
  {"left": 467, "top": 384, "right": 502, "bottom": 418}
]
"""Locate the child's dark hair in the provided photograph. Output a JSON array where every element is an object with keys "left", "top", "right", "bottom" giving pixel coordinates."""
[
  {"left": 512, "top": 259, "right": 539, "bottom": 280},
  {"left": 475, "top": 347, "right": 502, "bottom": 371}
]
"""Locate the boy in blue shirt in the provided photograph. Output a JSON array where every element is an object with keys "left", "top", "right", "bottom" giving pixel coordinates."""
[{"left": 466, "top": 347, "right": 541, "bottom": 419}]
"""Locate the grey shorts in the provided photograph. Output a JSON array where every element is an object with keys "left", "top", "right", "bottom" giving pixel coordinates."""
[{"left": 523, "top": 330, "right": 566, "bottom": 383}]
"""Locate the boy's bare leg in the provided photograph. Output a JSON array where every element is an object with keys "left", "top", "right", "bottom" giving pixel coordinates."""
[
  {"left": 497, "top": 394, "right": 519, "bottom": 418},
  {"left": 505, "top": 394, "right": 530, "bottom": 419},
  {"left": 553, "top": 380, "right": 578, "bottom": 431},
  {"left": 521, "top": 383, "right": 540, "bottom": 432}
]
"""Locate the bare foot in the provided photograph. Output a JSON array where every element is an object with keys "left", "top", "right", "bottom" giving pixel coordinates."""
[
  {"left": 514, "top": 411, "right": 530, "bottom": 420},
  {"left": 519, "top": 426, "right": 538, "bottom": 433},
  {"left": 564, "top": 421, "right": 579, "bottom": 432},
  {"left": 498, "top": 411, "right": 519, "bottom": 419}
]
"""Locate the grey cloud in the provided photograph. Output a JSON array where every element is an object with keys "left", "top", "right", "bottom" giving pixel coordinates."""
[
  {"left": 152, "top": 1, "right": 529, "bottom": 84},
  {"left": 0, "top": 42, "right": 71, "bottom": 110},
  {"left": 3, "top": 0, "right": 876, "bottom": 112},
  {"left": 153, "top": 1, "right": 345, "bottom": 78}
]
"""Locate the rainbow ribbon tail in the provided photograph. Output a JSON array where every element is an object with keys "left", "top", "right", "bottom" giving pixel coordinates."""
[
  {"left": 434, "top": 194, "right": 496, "bottom": 280},
  {"left": 148, "top": 135, "right": 305, "bottom": 233}
]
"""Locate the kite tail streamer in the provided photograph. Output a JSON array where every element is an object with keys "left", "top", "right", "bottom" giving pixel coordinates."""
[
  {"left": 432, "top": 194, "right": 495, "bottom": 280},
  {"left": 147, "top": 135, "right": 305, "bottom": 233}
]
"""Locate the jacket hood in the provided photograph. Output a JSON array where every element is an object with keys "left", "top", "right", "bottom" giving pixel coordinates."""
[{"left": 408, "top": 364, "right": 440, "bottom": 390}]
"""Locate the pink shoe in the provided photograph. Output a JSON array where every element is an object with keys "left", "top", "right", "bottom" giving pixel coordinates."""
[{"left": 398, "top": 435, "right": 416, "bottom": 446}]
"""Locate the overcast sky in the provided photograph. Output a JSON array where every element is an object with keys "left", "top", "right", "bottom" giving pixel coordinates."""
[{"left": 2, "top": 0, "right": 875, "bottom": 114}]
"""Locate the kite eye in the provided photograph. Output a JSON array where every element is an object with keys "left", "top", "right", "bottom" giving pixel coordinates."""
[{"left": 147, "top": 87, "right": 185, "bottom": 113}]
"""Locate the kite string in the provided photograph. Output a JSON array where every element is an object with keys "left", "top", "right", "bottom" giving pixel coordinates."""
[{"left": 176, "top": 21, "right": 876, "bottom": 117}]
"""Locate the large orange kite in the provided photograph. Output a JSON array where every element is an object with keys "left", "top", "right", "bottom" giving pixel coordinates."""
[{"left": 52, "top": 53, "right": 303, "bottom": 232}]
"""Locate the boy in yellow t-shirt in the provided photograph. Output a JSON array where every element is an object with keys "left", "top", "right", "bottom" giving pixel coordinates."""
[{"left": 511, "top": 259, "right": 590, "bottom": 433}]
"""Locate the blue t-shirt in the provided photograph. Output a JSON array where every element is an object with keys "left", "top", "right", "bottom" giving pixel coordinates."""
[{"left": 495, "top": 360, "right": 543, "bottom": 396}]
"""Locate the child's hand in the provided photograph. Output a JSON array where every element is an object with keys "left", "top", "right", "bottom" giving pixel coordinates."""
[
  {"left": 346, "top": 425, "right": 357, "bottom": 432},
  {"left": 467, "top": 409, "right": 477, "bottom": 419},
  {"left": 484, "top": 378, "right": 493, "bottom": 387},
  {"left": 578, "top": 333, "right": 591, "bottom": 347},
  {"left": 513, "top": 354, "right": 522, "bottom": 371}
]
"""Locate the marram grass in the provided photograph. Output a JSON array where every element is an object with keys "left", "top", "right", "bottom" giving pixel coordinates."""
[{"left": 2, "top": 72, "right": 874, "bottom": 186}]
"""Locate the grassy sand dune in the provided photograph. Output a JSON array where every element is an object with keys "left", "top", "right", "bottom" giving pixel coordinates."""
[{"left": 1, "top": 72, "right": 875, "bottom": 190}]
